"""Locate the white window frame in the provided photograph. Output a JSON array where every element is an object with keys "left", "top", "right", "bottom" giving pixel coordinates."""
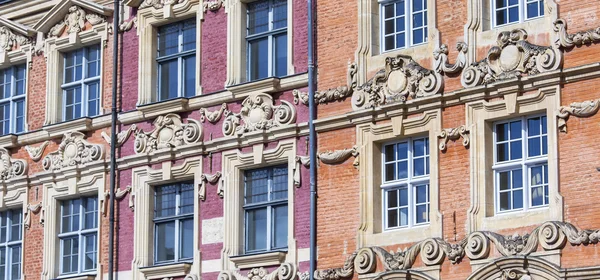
[
  {"left": 61, "top": 45, "right": 101, "bottom": 122},
  {"left": 491, "top": 0, "right": 545, "bottom": 28},
  {"left": 379, "top": 0, "right": 428, "bottom": 53},
  {"left": 0, "top": 209, "right": 22, "bottom": 280},
  {"left": 381, "top": 137, "right": 430, "bottom": 230},
  {"left": 243, "top": 165, "right": 289, "bottom": 254},
  {"left": 58, "top": 197, "right": 98, "bottom": 276},
  {"left": 245, "top": 0, "right": 288, "bottom": 81},
  {"left": 152, "top": 181, "right": 194, "bottom": 265},
  {"left": 156, "top": 18, "right": 197, "bottom": 102},
  {"left": 492, "top": 115, "right": 549, "bottom": 215},
  {"left": 0, "top": 65, "right": 26, "bottom": 136}
]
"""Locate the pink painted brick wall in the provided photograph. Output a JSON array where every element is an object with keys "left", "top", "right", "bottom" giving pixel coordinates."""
[{"left": 201, "top": 9, "right": 228, "bottom": 93}]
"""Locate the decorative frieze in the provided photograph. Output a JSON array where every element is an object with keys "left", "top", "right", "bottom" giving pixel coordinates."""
[
  {"left": 101, "top": 124, "right": 137, "bottom": 147},
  {"left": 219, "top": 263, "right": 306, "bottom": 280},
  {"left": 25, "top": 141, "right": 50, "bottom": 162},
  {"left": 0, "top": 148, "right": 27, "bottom": 180},
  {"left": 134, "top": 114, "right": 203, "bottom": 154},
  {"left": 433, "top": 42, "right": 468, "bottom": 75},
  {"left": 42, "top": 132, "right": 103, "bottom": 171},
  {"left": 47, "top": 6, "right": 106, "bottom": 38},
  {"left": 0, "top": 26, "right": 31, "bottom": 51},
  {"left": 557, "top": 99, "right": 600, "bottom": 133},
  {"left": 222, "top": 94, "right": 296, "bottom": 137},
  {"left": 554, "top": 19, "right": 600, "bottom": 49},
  {"left": 199, "top": 172, "right": 222, "bottom": 201},
  {"left": 352, "top": 55, "right": 443, "bottom": 110},
  {"left": 314, "top": 221, "right": 600, "bottom": 279},
  {"left": 461, "top": 29, "right": 562, "bottom": 88},
  {"left": 200, "top": 103, "right": 227, "bottom": 124},
  {"left": 437, "top": 125, "right": 470, "bottom": 151},
  {"left": 318, "top": 146, "right": 359, "bottom": 168}
]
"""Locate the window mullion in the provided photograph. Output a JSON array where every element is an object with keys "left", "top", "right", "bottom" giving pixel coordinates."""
[{"left": 267, "top": 205, "right": 272, "bottom": 251}]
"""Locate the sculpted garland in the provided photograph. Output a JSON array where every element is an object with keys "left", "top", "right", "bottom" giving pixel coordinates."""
[{"left": 314, "top": 221, "right": 600, "bottom": 279}]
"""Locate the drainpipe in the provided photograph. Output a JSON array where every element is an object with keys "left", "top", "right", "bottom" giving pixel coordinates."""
[
  {"left": 108, "top": 0, "right": 120, "bottom": 279},
  {"left": 307, "top": 0, "right": 317, "bottom": 278}
]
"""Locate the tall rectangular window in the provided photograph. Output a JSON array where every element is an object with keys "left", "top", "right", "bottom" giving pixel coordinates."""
[
  {"left": 62, "top": 45, "right": 101, "bottom": 121},
  {"left": 59, "top": 197, "right": 98, "bottom": 275},
  {"left": 493, "top": 115, "right": 548, "bottom": 213},
  {"left": 0, "top": 65, "right": 26, "bottom": 135},
  {"left": 244, "top": 165, "right": 288, "bottom": 253},
  {"left": 157, "top": 18, "right": 196, "bottom": 101},
  {"left": 246, "top": 0, "right": 288, "bottom": 81},
  {"left": 0, "top": 209, "right": 21, "bottom": 280},
  {"left": 493, "top": 0, "right": 544, "bottom": 27},
  {"left": 382, "top": 137, "right": 430, "bottom": 230},
  {"left": 153, "top": 182, "right": 194, "bottom": 264},
  {"left": 380, "top": 0, "right": 428, "bottom": 52}
]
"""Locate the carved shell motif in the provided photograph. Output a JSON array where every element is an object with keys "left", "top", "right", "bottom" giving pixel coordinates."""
[
  {"left": 222, "top": 94, "right": 296, "bottom": 137},
  {"left": 42, "top": 132, "right": 103, "bottom": 171},
  {"left": 134, "top": 113, "right": 202, "bottom": 154},
  {"left": 0, "top": 148, "right": 27, "bottom": 180}
]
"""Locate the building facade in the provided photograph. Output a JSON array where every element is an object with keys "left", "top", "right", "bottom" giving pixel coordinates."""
[{"left": 0, "top": 0, "right": 597, "bottom": 279}]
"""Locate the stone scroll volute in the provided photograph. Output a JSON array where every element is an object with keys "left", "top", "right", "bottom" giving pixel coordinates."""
[
  {"left": 134, "top": 113, "right": 203, "bottom": 154},
  {"left": 222, "top": 93, "right": 296, "bottom": 137},
  {"left": 42, "top": 132, "right": 103, "bottom": 171}
]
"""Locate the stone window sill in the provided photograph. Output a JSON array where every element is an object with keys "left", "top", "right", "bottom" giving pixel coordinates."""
[
  {"left": 53, "top": 273, "right": 97, "bottom": 280},
  {"left": 366, "top": 224, "right": 434, "bottom": 247},
  {"left": 227, "top": 73, "right": 309, "bottom": 99},
  {"left": 43, "top": 114, "right": 112, "bottom": 138},
  {"left": 139, "top": 262, "right": 192, "bottom": 279},
  {"left": 136, "top": 98, "right": 190, "bottom": 118},
  {"left": 482, "top": 207, "right": 552, "bottom": 231},
  {"left": 230, "top": 251, "right": 287, "bottom": 269}
]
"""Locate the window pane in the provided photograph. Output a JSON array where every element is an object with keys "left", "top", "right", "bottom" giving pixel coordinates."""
[
  {"left": 155, "top": 222, "right": 176, "bottom": 262},
  {"left": 179, "top": 183, "right": 195, "bottom": 215},
  {"left": 245, "top": 169, "right": 269, "bottom": 204},
  {"left": 399, "top": 187, "right": 408, "bottom": 206},
  {"left": 496, "top": 9, "right": 508, "bottom": 26},
  {"left": 10, "top": 245, "right": 20, "bottom": 280},
  {"left": 179, "top": 219, "right": 194, "bottom": 259},
  {"left": 512, "top": 169, "right": 523, "bottom": 189},
  {"left": 87, "top": 45, "right": 100, "bottom": 78},
  {"left": 15, "top": 66, "right": 25, "bottom": 96},
  {"left": 496, "top": 123, "right": 508, "bottom": 141},
  {"left": 272, "top": 0, "right": 288, "bottom": 29},
  {"left": 413, "top": 139, "right": 426, "bottom": 156},
  {"left": 397, "top": 160, "right": 408, "bottom": 179},
  {"left": 396, "top": 33, "right": 406, "bottom": 49},
  {"left": 415, "top": 204, "right": 428, "bottom": 224},
  {"left": 416, "top": 185, "right": 428, "bottom": 204},
  {"left": 397, "top": 142, "right": 408, "bottom": 159},
  {"left": 384, "top": 19, "right": 394, "bottom": 35},
  {"left": 510, "top": 141, "right": 522, "bottom": 160},
  {"left": 531, "top": 186, "right": 544, "bottom": 206},
  {"left": 249, "top": 38, "right": 269, "bottom": 81},
  {"left": 385, "top": 163, "right": 395, "bottom": 181},
  {"left": 387, "top": 208, "right": 398, "bottom": 228},
  {"left": 84, "top": 197, "right": 97, "bottom": 230},
  {"left": 513, "top": 189, "right": 523, "bottom": 209},
  {"left": 87, "top": 82, "right": 99, "bottom": 117},
  {"left": 528, "top": 137, "right": 541, "bottom": 157},
  {"left": 271, "top": 166, "right": 288, "bottom": 200},
  {"left": 384, "top": 145, "right": 395, "bottom": 162},
  {"left": 155, "top": 185, "right": 177, "bottom": 218},
  {"left": 385, "top": 35, "right": 395, "bottom": 51},
  {"left": 247, "top": 1, "right": 269, "bottom": 35},
  {"left": 499, "top": 171, "right": 510, "bottom": 191},
  {"left": 9, "top": 211, "right": 20, "bottom": 242},
  {"left": 509, "top": 121, "right": 521, "bottom": 139},
  {"left": 387, "top": 189, "right": 398, "bottom": 208},
  {"left": 159, "top": 59, "right": 178, "bottom": 101},
  {"left": 413, "top": 28, "right": 424, "bottom": 45},
  {"left": 497, "top": 143, "right": 508, "bottom": 162},
  {"left": 396, "top": 17, "right": 406, "bottom": 32},
  {"left": 413, "top": 12, "right": 423, "bottom": 28},
  {"left": 274, "top": 34, "right": 287, "bottom": 77},
  {"left": 272, "top": 205, "right": 288, "bottom": 249},
  {"left": 0, "top": 103, "right": 8, "bottom": 135},
  {"left": 246, "top": 208, "right": 267, "bottom": 252},
  {"left": 384, "top": 3, "right": 394, "bottom": 19},
  {"left": 399, "top": 207, "right": 408, "bottom": 226},
  {"left": 0, "top": 213, "right": 5, "bottom": 243},
  {"left": 508, "top": 6, "right": 519, "bottom": 22},
  {"left": 158, "top": 24, "right": 180, "bottom": 57},
  {"left": 15, "top": 100, "right": 24, "bottom": 134},
  {"left": 182, "top": 20, "right": 197, "bottom": 52},
  {"left": 528, "top": 117, "right": 541, "bottom": 136},
  {"left": 184, "top": 55, "right": 196, "bottom": 98},
  {"left": 413, "top": 158, "right": 424, "bottom": 176},
  {"left": 499, "top": 192, "right": 510, "bottom": 211},
  {"left": 84, "top": 234, "right": 97, "bottom": 270}
]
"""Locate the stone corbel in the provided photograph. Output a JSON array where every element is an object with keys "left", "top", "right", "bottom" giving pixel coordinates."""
[
  {"left": 203, "top": 0, "right": 224, "bottom": 12},
  {"left": 433, "top": 42, "right": 468, "bottom": 75},
  {"left": 554, "top": 19, "right": 600, "bottom": 49},
  {"left": 25, "top": 141, "right": 50, "bottom": 162},
  {"left": 101, "top": 186, "right": 132, "bottom": 216},
  {"left": 318, "top": 146, "right": 359, "bottom": 168},
  {"left": 557, "top": 99, "right": 600, "bottom": 133},
  {"left": 294, "top": 63, "right": 357, "bottom": 106},
  {"left": 24, "top": 202, "right": 42, "bottom": 230},
  {"left": 293, "top": 156, "right": 310, "bottom": 187},
  {"left": 200, "top": 103, "right": 227, "bottom": 124},
  {"left": 199, "top": 172, "right": 222, "bottom": 201},
  {"left": 119, "top": 16, "right": 138, "bottom": 32},
  {"left": 438, "top": 125, "right": 470, "bottom": 151},
  {"left": 101, "top": 124, "right": 138, "bottom": 147}
]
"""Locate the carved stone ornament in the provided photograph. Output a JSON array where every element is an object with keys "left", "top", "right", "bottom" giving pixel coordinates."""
[
  {"left": 314, "top": 221, "right": 600, "bottom": 279},
  {"left": 204, "top": 0, "right": 224, "bottom": 12},
  {"left": 199, "top": 172, "right": 222, "bottom": 201},
  {"left": 461, "top": 29, "right": 562, "bottom": 88},
  {"left": 222, "top": 94, "right": 296, "bottom": 137},
  {"left": 24, "top": 203, "right": 42, "bottom": 230},
  {"left": 184, "top": 275, "right": 199, "bottom": 280},
  {"left": 318, "top": 146, "right": 359, "bottom": 168},
  {"left": 218, "top": 263, "right": 305, "bottom": 280},
  {"left": 42, "top": 132, "right": 103, "bottom": 171},
  {"left": 293, "top": 63, "right": 357, "bottom": 106},
  {"left": 139, "top": 0, "right": 183, "bottom": 9},
  {"left": 0, "top": 148, "right": 27, "bottom": 180},
  {"left": 352, "top": 55, "right": 443, "bottom": 110},
  {"left": 119, "top": 17, "right": 138, "bottom": 32},
  {"left": 48, "top": 6, "right": 106, "bottom": 38},
  {"left": 553, "top": 18, "right": 600, "bottom": 49},
  {"left": 433, "top": 42, "right": 468, "bottom": 75},
  {"left": 497, "top": 269, "right": 531, "bottom": 280},
  {"left": 101, "top": 186, "right": 132, "bottom": 216},
  {"left": 438, "top": 125, "right": 470, "bottom": 151},
  {"left": 25, "top": 141, "right": 50, "bottom": 162},
  {"left": 0, "top": 26, "right": 31, "bottom": 52},
  {"left": 200, "top": 103, "right": 227, "bottom": 124},
  {"left": 134, "top": 113, "right": 203, "bottom": 154},
  {"left": 293, "top": 156, "right": 310, "bottom": 187},
  {"left": 557, "top": 99, "right": 600, "bottom": 133},
  {"left": 101, "top": 124, "right": 138, "bottom": 147}
]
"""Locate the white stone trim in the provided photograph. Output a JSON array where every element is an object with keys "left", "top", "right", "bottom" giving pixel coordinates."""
[
  {"left": 355, "top": 110, "right": 442, "bottom": 248},
  {"left": 130, "top": 158, "right": 203, "bottom": 280},
  {"left": 465, "top": 86, "right": 563, "bottom": 232},
  {"left": 221, "top": 139, "right": 297, "bottom": 270}
]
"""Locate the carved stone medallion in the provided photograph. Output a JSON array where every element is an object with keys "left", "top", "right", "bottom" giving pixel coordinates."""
[
  {"left": 42, "top": 132, "right": 103, "bottom": 171},
  {"left": 222, "top": 94, "right": 296, "bottom": 137},
  {"left": 134, "top": 113, "right": 202, "bottom": 154}
]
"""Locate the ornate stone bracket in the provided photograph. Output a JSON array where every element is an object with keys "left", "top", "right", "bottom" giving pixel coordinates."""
[
  {"left": 222, "top": 94, "right": 296, "bottom": 137},
  {"left": 119, "top": 17, "right": 138, "bottom": 32},
  {"left": 557, "top": 99, "right": 600, "bottom": 133},
  {"left": 314, "top": 221, "right": 600, "bottom": 279},
  {"left": 200, "top": 103, "right": 227, "bottom": 124},
  {"left": 293, "top": 63, "right": 357, "bottom": 106},
  {"left": 24, "top": 202, "right": 42, "bottom": 230},
  {"left": 433, "top": 42, "right": 468, "bottom": 75},
  {"left": 134, "top": 113, "right": 203, "bottom": 154},
  {"left": 199, "top": 172, "right": 222, "bottom": 201},
  {"left": 203, "top": 0, "right": 224, "bottom": 12},
  {"left": 293, "top": 156, "right": 310, "bottom": 187},
  {"left": 0, "top": 26, "right": 31, "bottom": 52},
  {"left": 25, "top": 141, "right": 50, "bottom": 162},
  {"left": 101, "top": 124, "right": 138, "bottom": 147},
  {"left": 352, "top": 55, "right": 443, "bottom": 110},
  {"left": 554, "top": 19, "right": 600, "bottom": 49},
  {"left": 318, "top": 146, "right": 359, "bottom": 168},
  {"left": 0, "top": 148, "right": 27, "bottom": 180},
  {"left": 42, "top": 132, "right": 103, "bottom": 171},
  {"left": 218, "top": 263, "right": 307, "bottom": 280},
  {"left": 438, "top": 125, "right": 470, "bottom": 151},
  {"left": 101, "top": 186, "right": 132, "bottom": 216},
  {"left": 461, "top": 29, "right": 562, "bottom": 88},
  {"left": 48, "top": 6, "right": 106, "bottom": 38}
]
